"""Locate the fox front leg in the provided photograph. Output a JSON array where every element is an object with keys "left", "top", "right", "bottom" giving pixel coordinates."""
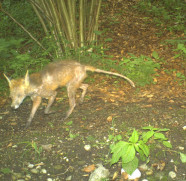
[
  {"left": 44, "top": 91, "right": 57, "bottom": 114},
  {"left": 61, "top": 85, "right": 76, "bottom": 121},
  {"left": 25, "top": 96, "right": 42, "bottom": 128}
]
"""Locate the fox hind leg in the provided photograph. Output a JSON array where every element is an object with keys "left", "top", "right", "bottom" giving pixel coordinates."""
[{"left": 79, "top": 83, "right": 88, "bottom": 103}]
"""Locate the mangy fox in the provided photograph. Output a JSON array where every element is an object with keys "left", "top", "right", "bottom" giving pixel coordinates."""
[{"left": 4, "top": 60, "right": 135, "bottom": 128}]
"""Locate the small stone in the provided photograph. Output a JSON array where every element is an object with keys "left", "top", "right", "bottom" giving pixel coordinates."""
[
  {"left": 47, "top": 178, "right": 53, "bottom": 181},
  {"left": 36, "top": 165, "right": 41, "bottom": 170},
  {"left": 25, "top": 174, "right": 31, "bottom": 180},
  {"left": 178, "top": 146, "right": 184, "bottom": 151},
  {"left": 66, "top": 175, "right": 72, "bottom": 180},
  {"left": 12, "top": 172, "right": 22, "bottom": 180},
  {"left": 121, "top": 168, "right": 141, "bottom": 180},
  {"left": 146, "top": 169, "right": 153, "bottom": 176},
  {"left": 89, "top": 164, "right": 110, "bottom": 181},
  {"left": 139, "top": 164, "right": 148, "bottom": 171},
  {"left": 169, "top": 171, "right": 176, "bottom": 179},
  {"left": 84, "top": 145, "right": 91, "bottom": 151},
  {"left": 41, "top": 144, "right": 53, "bottom": 151},
  {"left": 40, "top": 169, "right": 47, "bottom": 174},
  {"left": 30, "top": 168, "right": 39, "bottom": 174},
  {"left": 28, "top": 164, "right": 34, "bottom": 168}
]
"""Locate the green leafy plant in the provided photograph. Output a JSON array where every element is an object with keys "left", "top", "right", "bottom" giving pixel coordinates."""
[
  {"left": 134, "top": 0, "right": 185, "bottom": 32},
  {"left": 19, "top": 140, "right": 43, "bottom": 160},
  {"left": 0, "top": 38, "right": 50, "bottom": 77},
  {"left": 0, "top": 168, "right": 12, "bottom": 174},
  {"left": 110, "top": 127, "right": 172, "bottom": 175},
  {"left": 117, "top": 54, "right": 160, "bottom": 86},
  {"left": 180, "top": 153, "right": 186, "bottom": 163},
  {"left": 173, "top": 43, "right": 186, "bottom": 58}
]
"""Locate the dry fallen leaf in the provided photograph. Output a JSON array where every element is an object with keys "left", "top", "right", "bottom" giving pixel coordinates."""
[
  {"left": 10, "top": 122, "right": 17, "bottom": 126},
  {"left": 0, "top": 111, "right": 9, "bottom": 115},
  {"left": 82, "top": 164, "right": 95, "bottom": 173},
  {"left": 152, "top": 161, "right": 166, "bottom": 171},
  {"left": 141, "top": 104, "right": 152, "bottom": 108},
  {"left": 112, "top": 171, "right": 119, "bottom": 180},
  {"left": 35, "top": 162, "right": 45, "bottom": 166},
  {"left": 153, "top": 78, "right": 158, "bottom": 83},
  {"left": 7, "top": 142, "right": 13, "bottom": 147}
]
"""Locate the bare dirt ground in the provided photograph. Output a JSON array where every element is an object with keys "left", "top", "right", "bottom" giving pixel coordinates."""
[{"left": 0, "top": 1, "right": 185, "bottom": 181}]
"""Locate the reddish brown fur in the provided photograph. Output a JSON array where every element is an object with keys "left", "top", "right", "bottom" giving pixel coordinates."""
[{"left": 4, "top": 60, "right": 135, "bottom": 128}]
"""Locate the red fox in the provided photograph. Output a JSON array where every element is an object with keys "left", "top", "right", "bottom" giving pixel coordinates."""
[{"left": 4, "top": 60, "right": 135, "bottom": 128}]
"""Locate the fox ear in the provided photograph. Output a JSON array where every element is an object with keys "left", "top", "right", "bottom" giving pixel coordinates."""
[
  {"left": 4, "top": 73, "right": 11, "bottom": 87},
  {"left": 25, "top": 70, "right": 30, "bottom": 87}
]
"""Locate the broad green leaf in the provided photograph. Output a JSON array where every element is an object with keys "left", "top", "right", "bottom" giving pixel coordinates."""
[
  {"left": 94, "top": 30, "right": 102, "bottom": 35},
  {"left": 158, "top": 128, "right": 170, "bottom": 132},
  {"left": 142, "top": 130, "right": 154, "bottom": 143},
  {"left": 142, "top": 126, "right": 158, "bottom": 131},
  {"left": 110, "top": 141, "right": 129, "bottom": 165},
  {"left": 152, "top": 51, "right": 159, "bottom": 59},
  {"left": 0, "top": 168, "right": 12, "bottom": 174},
  {"left": 134, "top": 144, "right": 140, "bottom": 152},
  {"left": 121, "top": 144, "right": 136, "bottom": 163},
  {"left": 122, "top": 156, "right": 139, "bottom": 175},
  {"left": 154, "top": 133, "right": 166, "bottom": 140},
  {"left": 138, "top": 149, "right": 146, "bottom": 161},
  {"left": 180, "top": 153, "right": 186, "bottom": 163},
  {"left": 163, "top": 141, "right": 172, "bottom": 148},
  {"left": 105, "top": 38, "right": 113, "bottom": 42},
  {"left": 115, "top": 134, "right": 122, "bottom": 141},
  {"left": 65, "top": 121, "right": 73, "bottom": 125},
  {"left": 129, "top": 129, "right": 139, "bottom": 143},
  {"left": 139, "top": 142, "right": 149, "bottom": 157},
  {"left": 108, "top": 135, "right": 114, "bottom": 140}
]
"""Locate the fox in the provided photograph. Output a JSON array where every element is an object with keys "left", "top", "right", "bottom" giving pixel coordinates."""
[{"left": 4, "top": 60, "right": 135, "bottom": 128}]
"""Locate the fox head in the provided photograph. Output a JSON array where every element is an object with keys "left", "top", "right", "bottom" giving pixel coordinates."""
[{"left": 4, "top": 71, "right": 30, "bottom": 109}]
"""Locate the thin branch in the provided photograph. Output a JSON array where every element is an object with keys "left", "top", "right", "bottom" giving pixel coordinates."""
[{"left": 0, "top": 7, "right": 53, "bottom": 58}]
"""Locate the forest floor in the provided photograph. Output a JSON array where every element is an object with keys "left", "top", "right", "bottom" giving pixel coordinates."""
[{"left": 0, "top": 1, "right": 185, "bottom": 181}]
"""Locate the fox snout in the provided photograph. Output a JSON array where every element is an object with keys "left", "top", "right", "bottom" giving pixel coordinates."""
[
  {"left": 10, "top": 97, "right": 24, "bottom": 109},
  {"left": 11, "top": 104, "right": 20, "bottom": 109}
]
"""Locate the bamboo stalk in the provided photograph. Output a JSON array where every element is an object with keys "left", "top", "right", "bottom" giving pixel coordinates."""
[
  {"left": 79, "top": 0, "right": 84, "bottom": 47},
  {"left": 28, "top": 0, "right": 102, "bottom": 56}
]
